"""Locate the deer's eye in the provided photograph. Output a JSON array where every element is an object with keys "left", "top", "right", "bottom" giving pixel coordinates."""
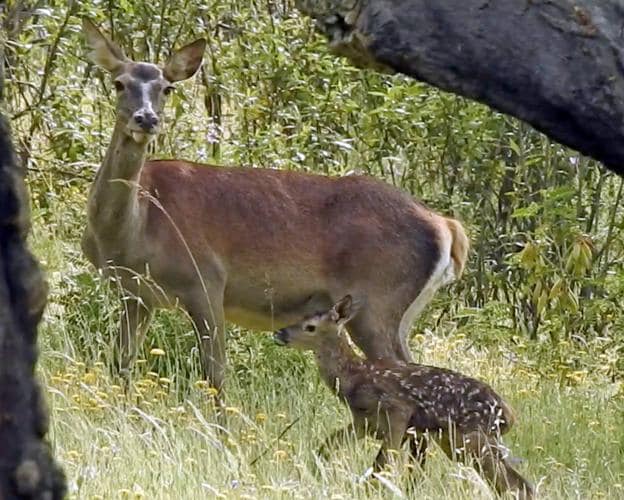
[
  {"left": 164, "top": 85, "right": 175, "bottom": 96},
  {"left": 114, "top": 80, "right": 124, "bottom": 92},
  {"left": 305, "top": 325, "right": 316, "bottom": 332}
]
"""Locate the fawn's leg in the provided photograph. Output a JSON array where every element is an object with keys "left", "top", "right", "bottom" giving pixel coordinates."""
[
  {"left": 318, "top": 422, "right": 365, "bottom": 460},
  {"left": 460, "top": 430, "right": 534, "bottom": 500},
  {"left": 373, "top": 411, "right": 410, "bottom": 471}
]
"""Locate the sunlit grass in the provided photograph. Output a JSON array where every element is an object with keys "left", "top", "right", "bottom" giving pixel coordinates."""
[{"left": 32, "top": 206, "right": 624, "bottom": 499}]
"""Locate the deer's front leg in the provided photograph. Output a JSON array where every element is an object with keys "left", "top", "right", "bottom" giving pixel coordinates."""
[
  {"left": 318, "top": 420, "right": 366, "bottom": 460},
  {"left": 373, "top": 410, "right": 410, "bottom": 471},
  {"left": 118, "top": 297, "right": 153, "bottom": 376},
  {"left": 187, "top": 289, "right": 226, "bottom": 395}
]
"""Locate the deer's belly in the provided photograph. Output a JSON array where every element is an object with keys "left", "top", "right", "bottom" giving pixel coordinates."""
[{"left": 224, "top": 287, "right": 332, "bottom": 331}]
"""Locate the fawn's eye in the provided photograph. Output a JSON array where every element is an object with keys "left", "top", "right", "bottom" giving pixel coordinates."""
[
  {"left": 164, "top": 85, "right": 175, "bottom": 96},
  {"left": 305, "top": 325, "right": 316, "bottom": 332},
  {"left": 114, "top": 80, "right": 124, "bottom": 92}
]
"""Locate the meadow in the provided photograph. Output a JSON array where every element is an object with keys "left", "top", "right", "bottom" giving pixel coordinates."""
[
  {"left": 31, "top": 182, "right": 624, "bottom": 498},
  {"left": 4, "top": 1, "right": 624, "bottom": 498}
]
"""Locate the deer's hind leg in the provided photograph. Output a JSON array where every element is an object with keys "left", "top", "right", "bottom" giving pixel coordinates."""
[
  {"left": 457, "top": 430, "right": 534, "bottom": 500},
  {"left": 347, "top": 304, "right": 408, "bottom": 363}
]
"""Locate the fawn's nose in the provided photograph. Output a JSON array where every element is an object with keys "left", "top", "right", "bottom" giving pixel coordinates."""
[
  {"left": 274, "top": 329, "right": 289, "bottom": 346},
  {"left": 132, "top": 110, "right": 159, "bottom": 133}
]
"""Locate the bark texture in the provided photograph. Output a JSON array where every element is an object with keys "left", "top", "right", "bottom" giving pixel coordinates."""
[
  {"left": 297, "top": 0, "right": 624, "bottom": 176},
  {"left": 0, "top": 113, "right": 66, "bottom": 499}
]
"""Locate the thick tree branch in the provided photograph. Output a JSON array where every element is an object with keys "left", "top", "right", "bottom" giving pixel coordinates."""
[
  {"left": 297, "top": 0, "right": 624, "bottom": 176},
  {"left": 0, "top": 113, "right": 66, "bottom": 498}
]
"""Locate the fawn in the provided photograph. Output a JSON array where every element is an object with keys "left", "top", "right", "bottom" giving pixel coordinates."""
[{"left": 274, "top": 296, "right": 534, "bottom": 499}]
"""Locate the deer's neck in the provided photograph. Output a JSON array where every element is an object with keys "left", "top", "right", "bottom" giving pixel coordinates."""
[
  {"left": 315, "top": 333, "right": 365, "bottom": 398},
  {"left": 88, "top": 122, "right": 148, "bottom": 236}
]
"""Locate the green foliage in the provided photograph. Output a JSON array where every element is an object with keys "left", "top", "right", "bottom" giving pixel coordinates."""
[
  {"left": 3, "top": 0, "right": 623, "bottom": 376},
  {"left": 6, "top": 1, "right": 624, "bottom": 351},
  {"left": 3, "top": 0, "right": 623, "bottom": 372}
]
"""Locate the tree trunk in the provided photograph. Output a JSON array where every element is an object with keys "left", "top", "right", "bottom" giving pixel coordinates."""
[
  {"left": 296, "top": 0, "right": 624, "bottom": 176},
  {"left": 0, "top": 113, "right": 66, "bottom": 498}
]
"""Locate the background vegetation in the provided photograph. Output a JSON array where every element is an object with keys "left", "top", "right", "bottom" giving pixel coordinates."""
[{"left": 2, "top": 0, "right": 623, "bottom": 498}]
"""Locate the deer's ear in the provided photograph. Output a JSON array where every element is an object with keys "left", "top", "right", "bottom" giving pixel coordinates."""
[
  {"left": 82, "top": 18, "right": 127, "bottom": 72},
  {"left": 163, "top": 39, "right": 206, "bottom": 82},
  {"left": 332, "top": 295, "right": 359, "bottom": 325}
]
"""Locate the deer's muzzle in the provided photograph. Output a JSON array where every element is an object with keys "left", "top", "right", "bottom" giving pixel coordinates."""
[{"left": 273, "top": 329, "right": 289, "bottom": 346}]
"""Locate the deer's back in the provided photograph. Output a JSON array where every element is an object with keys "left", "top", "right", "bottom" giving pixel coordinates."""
[
  {"left": 140, "top": 160, "right": 444, "bottom": 271},
  {"left": 141, "top": 160, "right": 440, "bottom": 242}
]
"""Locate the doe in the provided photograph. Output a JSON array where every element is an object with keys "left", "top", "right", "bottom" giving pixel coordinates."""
[
  {"left": 81, "top": 19, "right": 468, "bottom": 393},
  {"left": 274, "top": 296, "right": 534, "bottom": 499}
]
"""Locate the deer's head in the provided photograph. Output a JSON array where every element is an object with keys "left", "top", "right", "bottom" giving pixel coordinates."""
[
  {"left": 82, "top": 18, "right": 206, "bottom": 144},
  {"left": 274, "top": 295, "right": 359, "bottom": 351}
]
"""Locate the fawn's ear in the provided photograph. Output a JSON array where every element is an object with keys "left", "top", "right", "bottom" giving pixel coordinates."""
[
  {"left": 163, "top": 39, "right": 206, "bottom": 82},
  {"left": 82, "top": 18, "right": 127, "bottom": 72},
  {"left": 332, "top": 295, "right": 359, "bottom": 325}
]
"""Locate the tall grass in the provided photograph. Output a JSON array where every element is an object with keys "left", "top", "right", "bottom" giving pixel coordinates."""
[{"left": 31, "top": 200, "right": 623, "bottom": 499}]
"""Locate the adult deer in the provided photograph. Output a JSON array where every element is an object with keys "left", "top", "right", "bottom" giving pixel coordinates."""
[{"left": 81, "top": 19, "right": 469, "bottom": 393}]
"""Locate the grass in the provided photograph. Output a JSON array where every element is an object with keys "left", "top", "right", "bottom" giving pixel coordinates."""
[{"left": 31, "top": 199, "right": 624, "bottom": 499}]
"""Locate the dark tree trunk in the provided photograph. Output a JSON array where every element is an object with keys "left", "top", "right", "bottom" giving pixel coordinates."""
[
  {"left": 0, "top": 112, "right": 66, "bottom": 498},
  {"left": 297, "top": 0, "right": 624, "bottom": 176}
]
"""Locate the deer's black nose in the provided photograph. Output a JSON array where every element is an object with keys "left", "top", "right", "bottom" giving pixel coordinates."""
[
  {"left": 274, "top": 329, "right": 289, "bottom": 346},
  {"left": 133, "top": 111, "right": 159, "bottom": 132}
]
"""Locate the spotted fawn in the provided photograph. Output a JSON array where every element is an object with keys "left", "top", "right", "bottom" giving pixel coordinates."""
[{"left": 275, "top": 295, "right": 534, "bottom": 499}]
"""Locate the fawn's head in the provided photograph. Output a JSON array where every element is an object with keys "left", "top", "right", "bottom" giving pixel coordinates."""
[
  {"left": 82, "top": 19, "right": 206, "bottom": 144},
  {"left": 274, "top": 295, "right": 359, "bottom": 351}
]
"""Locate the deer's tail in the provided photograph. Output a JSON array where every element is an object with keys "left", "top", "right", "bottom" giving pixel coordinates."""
[{"left": 445, "top": 218, "right": 469, "bottom": 279}]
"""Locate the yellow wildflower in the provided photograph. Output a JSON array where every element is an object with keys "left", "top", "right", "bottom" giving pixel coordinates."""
[{"left": 274, "top": 450, "right": 288, "bottom": 460}]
